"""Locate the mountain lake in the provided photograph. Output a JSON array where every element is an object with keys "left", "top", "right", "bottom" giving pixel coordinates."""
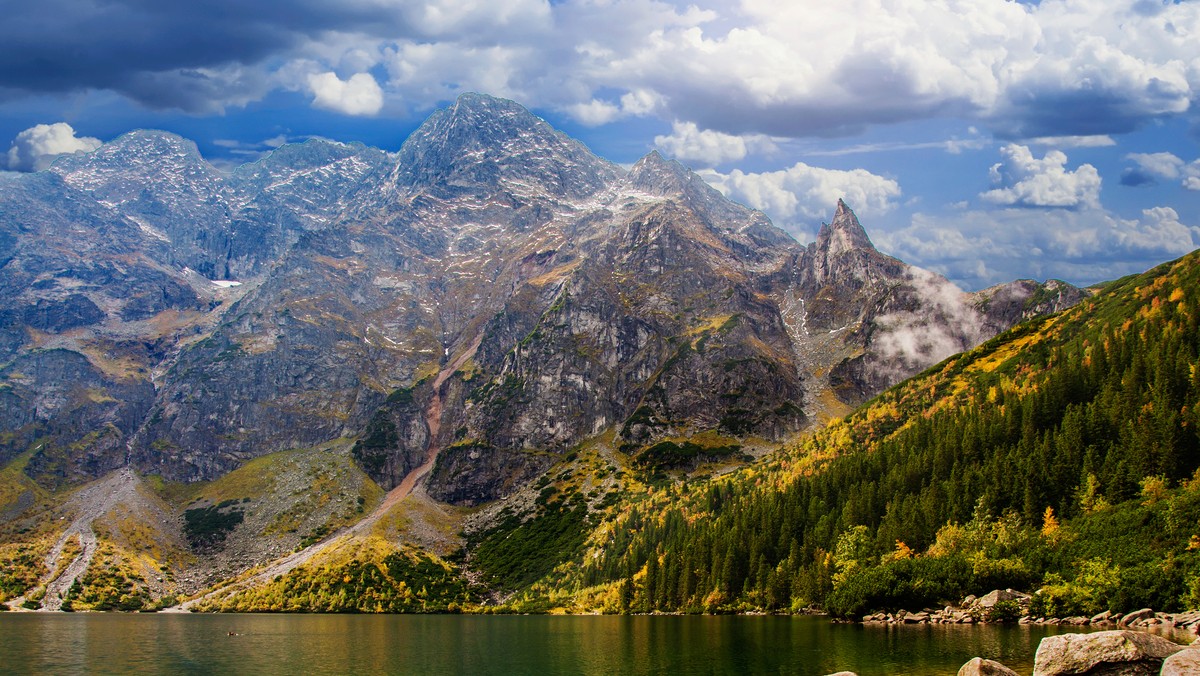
[{"left": 0, "top": 613, "right": 1174, "bottom": 675}]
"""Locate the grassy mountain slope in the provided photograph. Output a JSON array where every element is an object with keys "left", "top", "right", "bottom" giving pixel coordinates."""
[
  {"left": 1, "top": 246, "right": 1193, "bottom": 614},
  {"left": 508, "top": 249, "right": 1200, "bottom": 616}
]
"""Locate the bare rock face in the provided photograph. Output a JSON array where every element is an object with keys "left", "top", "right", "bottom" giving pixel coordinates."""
[
  {"left": 972, "top": 278, "right": 1088, "bottom": 336},
  {"left": 958, "top": 657, "right": 1019, "bottom": 676},
  {"left": 1032, "top": 630, "right": 1184, "bottom": 676},
  {"left": 0, "top": 92, "right": 1089, "bottom": 503}
]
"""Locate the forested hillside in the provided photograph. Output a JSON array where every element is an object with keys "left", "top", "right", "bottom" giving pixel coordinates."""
[{"left": 520, "top": 250, "right": 1200, "bottom": 617}]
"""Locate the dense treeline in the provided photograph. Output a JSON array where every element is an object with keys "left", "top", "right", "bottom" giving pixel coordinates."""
[{"left": 566, "top": 253, "right": 1200, "bottom": 617}]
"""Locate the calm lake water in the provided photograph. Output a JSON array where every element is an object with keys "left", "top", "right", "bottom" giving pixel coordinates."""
[{"left": 0, "top": 613, "right": 1124, "bottom": 675}]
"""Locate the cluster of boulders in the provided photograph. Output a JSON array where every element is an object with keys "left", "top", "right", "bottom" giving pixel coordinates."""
[
  {"left": 862, "top": 589, "right": 1200, "bottom": 634},
  {"left": 862, "top": 589, "right": 1033, "bottom": 625},
  {"left": 827, "top": 630, "right": 1200, "bottom": 676},
  {"left": 1023, "top": 608, "right": 1200, "bottom": 631}
]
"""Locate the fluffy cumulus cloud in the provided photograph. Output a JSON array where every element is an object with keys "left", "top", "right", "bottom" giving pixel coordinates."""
[
  {"left": 1186, "top": 168, "right": 1200, "bottom": 192},
  {"left": 1122, "top": 151, "right": 1184, "bottom": 186},
  {"left": 653, "top": 122, "right": 776, "bottom": 167},
  {"left": 877, "top": 205, "right": 1200, "bottom": 289},
  {"left": 307, "top": 71, "right": 384, "bottom": 116},
  {"left": 3, "top": 0, "right": 1198, "bottom": 138},
  {"left": 556, "top": 0, "right": 1200, "bottom": 138},
  {"left": 6, "top": 122, "right": 101, "bottom": 172},
  {"left": 981, "top": 144, "right": 1101, "bottom": 209},
  {"left": 701, "top": 162, "right": 901, "bottom": 238},
  {"left": 1120, "top": 152, "right": 1200, "bottom": 190}
]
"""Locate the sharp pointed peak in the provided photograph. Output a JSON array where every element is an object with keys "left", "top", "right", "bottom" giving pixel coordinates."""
[{"left": 816, "top": 199, "right": 876, "bottom": 255}]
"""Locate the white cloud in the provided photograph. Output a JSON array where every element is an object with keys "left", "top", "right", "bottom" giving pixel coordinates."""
[
  {"left": 381, "top": 42, "right": 533, "bottom": 106},
  {"left": 545, "top": 0, "right": 1198, "bottom": 139},
  {"left": 1183, "top": 160, "right": 1200, "bottom": 191},
  {"left": 700, "top": 161, "right": 901, "bottom": 238},
  {"left": 807, "top": 133, "right": 990, "bottom": 158},
  {"left": 307, "top": 71, "right": 384, "bottom": 116},
  {"left": 1026, "top": 135, "right": 1117, "bottom": 148},
  {"left": 1126, "top": 151, "right": 1185, "bottom": 179},
  {"left": 872, "top": 267, "right": 985, "bottom": 378},
  {"left": 877, "top": 205, "right": 1200, "bottom": 289},
  {"left": 567, "top": 99, "right": 622, "bottom": 126},
  {"left": 653, "top": 122, "right": 776, "bottom": 167},
  {"left": 1185, "top": 174, "right": 1200, "bottom": 192},
  {"left": 619, "top": 89, "right": 662, "bottom": 116},
  {"left": 10, "top": 0, "right": 1200, "bottom": 142},
  {"left": 981, "top": 144, "right": 1101, "bottom": 209},
  {"left": 5, "top": 122, "right": 102, "bottom": 172}
]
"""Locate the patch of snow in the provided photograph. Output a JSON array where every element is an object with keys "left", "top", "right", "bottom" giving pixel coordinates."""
[{"left": 211, "top": 280, "right": 242, "bottom": 288}]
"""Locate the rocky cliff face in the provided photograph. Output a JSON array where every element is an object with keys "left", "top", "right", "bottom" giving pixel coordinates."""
[{"left": 0, "top": 93, "right": 1086, "bottom": 504}]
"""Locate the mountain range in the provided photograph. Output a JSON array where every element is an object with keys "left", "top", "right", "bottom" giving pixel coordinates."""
[{"left": 0, "top": 93, "right": 1093, "bottom": 610}]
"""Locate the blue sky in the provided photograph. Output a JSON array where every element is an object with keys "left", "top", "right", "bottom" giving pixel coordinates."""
[{"left": 3, "top": 0, "right": 1200, "bottom": 290}]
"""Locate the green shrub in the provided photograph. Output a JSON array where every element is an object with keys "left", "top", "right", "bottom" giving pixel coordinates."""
[
  {"left": 984, "top": 599, "right": 1021, "bottom": 623},
  {"left": 1031, "top": 559, "right": 1121, "bottom": 617}
]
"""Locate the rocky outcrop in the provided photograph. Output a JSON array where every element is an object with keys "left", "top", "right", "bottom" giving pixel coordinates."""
[
  {"left": 1032, "top": 630, "right": 1184, "bottom": 676},
  {"left": 972, "top": 278, "right": 1088, "bottom": 336},
  {"left": 958, "top": 657, "right": 1019, "bottom": 676}
]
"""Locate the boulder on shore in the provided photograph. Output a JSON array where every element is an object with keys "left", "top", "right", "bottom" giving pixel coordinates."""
[
  {"left": 1161, "top": 644, "right": 1200, "bottom": 676},
  {"left": 1119, "top": 608, "right": 1155, "bottom": 627},
  {"left": 1032, "top": 630, "right": 1184, "bottom": 676},
  {"left": 977, "top": 589, "right": 1032, "bottom": 608},
  {"left": 958, "top": 657, "right": 1019, "bottom": 676}
]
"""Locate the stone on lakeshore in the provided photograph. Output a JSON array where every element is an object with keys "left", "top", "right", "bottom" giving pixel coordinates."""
[
  {"left": 978, "top": 589, "right": 1031, "bottom": 608},
  {"left": 1090, "top": 610, "right": 1113, "bottom": 624},
  {"left": 1161, "top": 645, "right": 1200, "bottom": 676},
  {"left": 1173, "top": 610, "right": 1200, "bottom": 628},
  {"left": 958, "top": 657, "right": 1019, "bottom": 676},
  {"left": 1063, "top": 616, "right": 1089, "bottom": 625},
  {"left": 1119, "top": 608, "right": 1155, "bottom": 627},
  {"left": 1032, "top": 629, "right": 1184, "bottom": 676}
]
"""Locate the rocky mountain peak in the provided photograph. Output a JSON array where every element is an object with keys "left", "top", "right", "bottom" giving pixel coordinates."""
[
  {"left": 628, "top": 150, "right": 692, "bottom": 194},
  {"left": 49, "top": 129, "right": 223, "bottom": 200},
  {"left": 53, "top": 130, "right": 203, "bottom": 174},
  {"left": 626, "top": 150, "right": 792, "bottom": 248},
  {"left": 815, "top": 198, "right": 876, "bottom": 257},
  {"left": 390, "top": 92, "right": 621, "bottom": 200}
]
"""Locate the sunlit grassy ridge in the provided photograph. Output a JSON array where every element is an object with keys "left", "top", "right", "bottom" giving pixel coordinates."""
[{"left": 193, "top": 536, "right": 473, "bottom": 613}]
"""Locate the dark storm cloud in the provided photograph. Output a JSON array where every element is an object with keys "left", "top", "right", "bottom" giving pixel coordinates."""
[
  {"left": 990, "top": 88, "right": 1174, "bottom": 141},
  {"left": 0, "top": 0, "right": 404, "bottom": 110}
]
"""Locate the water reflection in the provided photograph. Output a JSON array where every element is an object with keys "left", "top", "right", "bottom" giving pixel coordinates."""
[{"left": 0, "top": 614, "right": 1178, "bottom": 676}]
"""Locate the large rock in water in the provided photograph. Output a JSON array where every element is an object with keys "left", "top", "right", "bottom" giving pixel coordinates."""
[
  {"left": 958, "top": 657, "right": 1019, "bottom": 676},
  {"left": 1032, "top": 630, "right": 1184, "bottom": 676}
]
